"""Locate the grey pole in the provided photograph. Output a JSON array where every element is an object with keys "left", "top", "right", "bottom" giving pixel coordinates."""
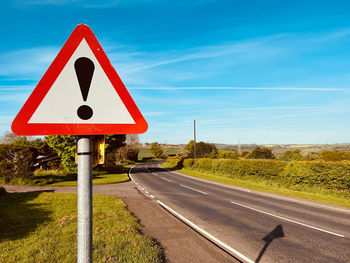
[
  {"left": 77, "top": 136, "right": 93, "bottom": 263},
  {"left": 193, "top": 119, "right": 196, "bottom": 159}
]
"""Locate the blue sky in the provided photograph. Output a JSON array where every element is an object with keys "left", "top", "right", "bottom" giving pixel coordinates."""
[{"left": 1, "top": 0, "right": 350, "bottom": 144}]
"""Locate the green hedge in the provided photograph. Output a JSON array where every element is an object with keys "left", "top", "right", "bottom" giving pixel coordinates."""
[
  {"left": 183, "top": 158, "right": 350, "bottom": 191},
  {"left": 0, "top": 144, "right": 38, "bottom": 181},
  {"left": 165, "top": 156, "right": 184, "bottom": 169}
]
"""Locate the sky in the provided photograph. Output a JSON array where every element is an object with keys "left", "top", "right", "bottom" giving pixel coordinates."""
[{"left": 1, "top": 0, "right": 350, "bottom": 145}]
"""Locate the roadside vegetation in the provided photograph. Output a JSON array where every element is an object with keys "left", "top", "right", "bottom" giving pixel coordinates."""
[
  {"left": 161, "top": 140, "right": 350, "bottom": 208},
  {"left": 0, "top": 190, "right": 163, "bottom": 263},
  {"left": 0, "top": 132, "right": 133, "bottom": 186},
  {"left": 138, "top": 145, "right": 184, "bottom": 161}
]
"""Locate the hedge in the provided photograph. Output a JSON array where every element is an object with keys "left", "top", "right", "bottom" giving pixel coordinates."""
[
  {"left": 0, "top": 144, "right": 38, "bottom": 181},
  {"left": 183, "top": 158, "right": 350, "bottom": 191}
]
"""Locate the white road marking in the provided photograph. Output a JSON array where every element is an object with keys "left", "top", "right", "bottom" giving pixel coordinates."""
[
  {"left": 152, "top": 172, "right": 158, "bottom": 176},
  {"left": 161, "top": 177, "right": 173, "bottom": 183},
  {"left": 150, "top": 195, "right": 155, "bottom": 198},
  {"left": 180, "top": 184, "right": 208, "bottom": 195},
  {"left": 158, "top": 164, "right": 253, "bottom": 193},
  {"left": 230, "top": 201, "right": 345, "bottom": 238},
  {"left": 145, "top": 191, "right": 149, "bottom": 194},
  {"left": 157, "top": 200, "right": 254, "bottom": 263},
  {"left": 157, "top": 164, "right": 350, "bottom": 214}
]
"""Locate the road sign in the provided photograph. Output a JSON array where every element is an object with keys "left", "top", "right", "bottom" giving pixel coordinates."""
[{"left": 11, "top": 24, "right": 148, "bottom": 136}]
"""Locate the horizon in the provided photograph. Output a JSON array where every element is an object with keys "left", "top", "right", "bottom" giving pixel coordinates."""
[{"left": 1, "top": 1, "right": 350, "bottom": 144}]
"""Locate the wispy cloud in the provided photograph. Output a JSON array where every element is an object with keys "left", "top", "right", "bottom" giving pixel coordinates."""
[
  {"left": 17, "top": 0, "right": 214, "bottom": 8},
  {"left": 0, "top": 47, "right": 58, "bottom": 78},
  {"left": 0, "top": 85, "right": 34, "bottom": 91},
  {"left": 129, "top": 86, "right": 344, "bottom": 91}
]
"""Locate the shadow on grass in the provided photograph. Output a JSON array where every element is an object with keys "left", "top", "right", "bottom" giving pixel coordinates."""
[
  {"left": 0, "top": 191, "right": 52, "bottom": 242},
  {"left": 32, "top": 174, "right": 77, "bottom": 185},
  {"left": 33, "top": 165, "right": 130, "bottom": 185}
]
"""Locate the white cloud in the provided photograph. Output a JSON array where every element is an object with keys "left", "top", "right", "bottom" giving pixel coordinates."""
[
  {"left": 0, "top": 47, "right": 58, "bottom": 78},
  {"left": 128, "top": 86, "right": 344, "bottom": 91}
]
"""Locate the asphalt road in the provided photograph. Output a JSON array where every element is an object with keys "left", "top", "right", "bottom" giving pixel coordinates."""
[{"left": 130, "top": 162, "right": 350, "bottom": 263}]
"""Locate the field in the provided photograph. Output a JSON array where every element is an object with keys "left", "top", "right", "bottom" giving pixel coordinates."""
[
  {"left": 138, "top": 147, "right": 184, "bottom": 160},
  {"left": 0, "top": 191, "right": 163, "bottom": 263}
]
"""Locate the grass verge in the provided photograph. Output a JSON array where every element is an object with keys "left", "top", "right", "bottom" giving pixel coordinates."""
[
  {"left": 0, "top": 191, "right": 163, "bottom": 263},
  {"left": 0, "top": 167, "right": 130, "bottom": 187},
  {"left": 161, "top": 163, "right": 350, "bottom": 208}
]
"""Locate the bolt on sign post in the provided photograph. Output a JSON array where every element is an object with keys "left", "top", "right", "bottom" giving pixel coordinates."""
[{"left": 11, "top": 24, "right": 148, "bottom": 263}]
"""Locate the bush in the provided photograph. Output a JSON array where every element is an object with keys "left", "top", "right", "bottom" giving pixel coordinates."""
[
  {"left": 0, "top": 144, "right": 38, "bottom": 180},
  {"left": 150, "top": 142, "right": 164, "bottom": 158},
  {"left": 217, "top": 151, "right": 239, "bottom": 159},
  {"left": 116, "top": 145, "right": 139, "bottom": 163},
  {"left": 248, "top": 147, "right": 275, "bottom": 159},
  {"left": 185, "top": 140, "right": 218, "bottom": 158},
  {"left": 165, "top": 156, "right": 184, "bottom": 169},
  {"left": 183, "top": 158, "right": 350, "bottom": 191}
]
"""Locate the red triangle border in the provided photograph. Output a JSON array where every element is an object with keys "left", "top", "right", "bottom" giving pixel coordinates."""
[{"left": 11, "top": 24, "right": 148, "bottom": 136}]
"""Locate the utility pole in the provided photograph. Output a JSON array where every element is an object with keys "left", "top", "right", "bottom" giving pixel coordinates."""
[
  {"left": 238, "top": 137, "right": 241, "bottom": 155},
  {"left": 193, "top": 119, "right": 196, "bottom": 159}
]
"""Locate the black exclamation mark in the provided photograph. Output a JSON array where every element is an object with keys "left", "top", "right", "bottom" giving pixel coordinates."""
[{"left": 75, "top": 57, "right": 94, "bottom": 120}]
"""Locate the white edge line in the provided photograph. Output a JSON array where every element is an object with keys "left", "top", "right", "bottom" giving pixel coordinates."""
[
  {"left": 158, "top": 164, "right": 350, "bottom": 214},
  {"left": 157, "top": 200, "right": 254, "bottom": 263},
  {"left": 230, "top": 201, "right": 344, "bottom": 238},
  {"left": 180, "top": 184, "right": 208, "bottom": 195},
  {"left": 161, "top": 177, "right": 173, "bottom": 183}
]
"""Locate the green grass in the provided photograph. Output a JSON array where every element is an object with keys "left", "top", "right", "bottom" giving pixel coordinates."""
[
  {"left": 138, "top": 148, "right": 154, "bottom": 160},
  {"left": 0, "top": 167, "right": 130, "bottom": 187},
  {"left": 161, "top": 162, "right": 350, "bottom": 208},
  {"left": 0, "top": 191, "right": 163, "bottom": 263},
  {"left": 138, "top": 147, "right": 184, "bottom": 161}
]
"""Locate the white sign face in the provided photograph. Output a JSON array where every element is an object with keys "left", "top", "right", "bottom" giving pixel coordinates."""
[{"left": 29, "top": 39, "right": 135, "bottom": 124}]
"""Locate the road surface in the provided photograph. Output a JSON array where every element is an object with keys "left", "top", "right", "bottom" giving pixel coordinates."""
[{"left": 130, "top": 162, "right": 350, "bottom": 263}]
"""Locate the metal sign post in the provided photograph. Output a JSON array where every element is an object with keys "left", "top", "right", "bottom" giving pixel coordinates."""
[
  {"left": 77, "top": 136, "right": 93, "bottom": 263},
  {"left": 11, "top": 24, "right": 148, "bottom": 263}
]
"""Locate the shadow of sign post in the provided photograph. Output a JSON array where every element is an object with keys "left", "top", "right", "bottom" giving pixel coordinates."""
[{"left": 255, "top": 224, "right": 285, "bottom": 263}]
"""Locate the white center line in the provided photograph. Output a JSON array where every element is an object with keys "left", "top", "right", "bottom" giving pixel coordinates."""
[
  {"left": 161, "top": 177, "right": 173, "bottom": 183},
  {"left": 230, "top": 201, "right": 344, "bottom": 238},
  {"left": 180, "top": 184, "right": 208, "bottom": 195},
  {"left": 145, "top": 191, "right": 149, "bottom": 194}
]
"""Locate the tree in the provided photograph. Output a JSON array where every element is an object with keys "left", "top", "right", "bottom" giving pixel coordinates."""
[
  {"left": 185, "top": 140, "right": 218, "bottom": 158},
  {"left": 104, "top": 135, "right": 126, "bottom": 166},
  {"left": 46, "top": 135, "right": 126, "bottom": 172},
  {"left": 150, "top": 142, "right": 164, "bottom": 158},
  {"left": 116, "top": 145, "right": 139, "bottom": 163},
  {"left": 248, "top": 147, "right": 275, "bottom": 159},
  {"left": 282, "top": 150, "right": 303, "bottom": 161},
  {"left": 321, "top": 150, "right": 343, "bottom": 162},
  {"left": 126, "top": 134, "right": 139, "bottom": 145},
  {"left": 45, "top": 135, "right": 77, "bottom": 172}
]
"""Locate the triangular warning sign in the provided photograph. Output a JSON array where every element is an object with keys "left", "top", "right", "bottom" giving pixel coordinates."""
[{"left": 11, "top": 24, "right": 148, "bottom": 136}]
